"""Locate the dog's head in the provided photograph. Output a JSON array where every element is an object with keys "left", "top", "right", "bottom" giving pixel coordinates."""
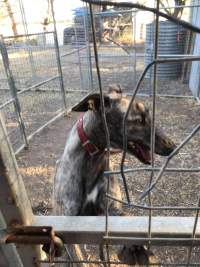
[{"left": 72, "top": 85, "right": 176, "bottom": 164}]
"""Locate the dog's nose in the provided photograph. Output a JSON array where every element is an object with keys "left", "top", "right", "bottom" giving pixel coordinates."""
[
  {"left": 155, "top": 132, "right": 177, "bottom": 156},
  {"left": 162, "top": 138, "right": 177, "bottom": 155},
  {"left": 163, "top": 138, "right": 176, "bottom": 150}
]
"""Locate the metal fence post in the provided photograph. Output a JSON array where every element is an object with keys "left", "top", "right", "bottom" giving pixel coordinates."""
[
  {"left": 53, "top": 31, "right": 67, "bottom": 110},
  {"left": 0, "top": 35, "right": 28, "bottom": 148},
  {"left": 50, "top": 0, "right": 67, "bottom": 110},
  {"left": 18, "top": 0, "right": 37, "bottom": 82},
  {"left": 83, "top": 3, "right": 94, "bottom": 91},
  {"left": 74, "top": 22, "right": 85, "bottom": 91}
]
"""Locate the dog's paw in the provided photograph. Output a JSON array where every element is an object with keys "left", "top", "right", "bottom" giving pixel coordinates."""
[
  {"left": 134, "top": 246, "right": 149, "bottom": 265},
  {"left": 118, "top": 245, "right": 157, "bottom": 266},
  {"left": 117, "top": 245, "right": 137, "bottom": 265}
]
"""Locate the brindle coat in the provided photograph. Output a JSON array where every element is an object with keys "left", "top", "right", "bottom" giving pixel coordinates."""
[
  {"left": 54, "top": 85, "right": 176, "bottom": 264},
  {"left": 55, "top": 85, "right": 175, "bottom": 216}
]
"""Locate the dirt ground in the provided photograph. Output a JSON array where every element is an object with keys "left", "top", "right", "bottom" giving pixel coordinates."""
[
  {"left": 16, "top": 91, "right": 200, "bottom": 266},
  {"left": 3, "top": 33, "right": 200, "bottom": 267}
]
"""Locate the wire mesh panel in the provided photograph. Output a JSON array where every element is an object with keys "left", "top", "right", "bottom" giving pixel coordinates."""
[
  {"left": 62, "top": 1, "right": 200, "bottom": 267},
  {"left": 1, "top": 0, "right": 200, "bottom": 267},
  {"left": 90, "top": 9, "right": 142, "bottom": 92},
  {"left": 61, "top": 4, "right": 93, "bottom": 94},
  {"left": 0, "top": 103, "right": 24, "bottom": 152},
  {"left": 3, "top": 32, "right": 58, "bottom": 90},
  {"left": 0, "top": 31, "right": 66, "bottom": 153}
]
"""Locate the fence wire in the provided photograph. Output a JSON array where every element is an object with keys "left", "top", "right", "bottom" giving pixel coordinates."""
[
  {"left": 0, "top": 31, "right": 66, "bottom": 152},
  {"left": 1, "top": 0, "right": 200, "bottom": 266},
  {"left": 21, "top": 0, "right": 200, "bottom": 266},
  {"left": 80, "top": 1, "right": 200, "bottom": 267}
]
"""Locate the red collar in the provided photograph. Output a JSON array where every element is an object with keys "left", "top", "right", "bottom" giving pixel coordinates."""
[{"left": 77, "top": 115, "right": 104, "bottom": 156}]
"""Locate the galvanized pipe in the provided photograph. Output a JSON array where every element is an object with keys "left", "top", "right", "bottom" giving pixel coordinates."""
[
  {"left": 0, "top": 35, "right": 28, "bottom": 148},
  {"left": 89, "top": 3, "right": 111, "bottom": 238},
  {"left": 50, "top": 0, "right": 67, "bottom": 110},
  {"left": 104, "top": 167, "right": 200, "bottom": 175},
  {"left": 106, "top": 194, "right": 200, "bottom": 211}
]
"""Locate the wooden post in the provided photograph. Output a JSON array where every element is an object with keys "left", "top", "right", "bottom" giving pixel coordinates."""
[{"left": 0, "top": 112, "right": 41, "bottom": 267}]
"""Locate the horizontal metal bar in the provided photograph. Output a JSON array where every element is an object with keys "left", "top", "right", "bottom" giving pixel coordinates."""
[
  {"left": 66, "top": 89, "right": 88, "bottom": 93},
  {"left": 104, "top": 167, "right": 200, "bottom": 175},
  {"left": 61, "top": 45, "right": 87, "bottom": 58},
  {"left": 15, "top": 109, "right": 65, "bottom": 155},
  {"left": 104, "top": 236, "right": 200, "bottom": 246},
  {"left": 17, "top": 75, "right": 59, "bottom": 96},
  {"left": 36, "top": 259, "right": 200, "bottom": 266},
  {"left": 139, "top": 53, "right": 200, "bottom": 58},
  {"left": 3, "top": 31, "right": 54, "bottom": 39},
  {"left": 80, "top": 54, "right": 200, "bottom": 59},
  {"left": 106, "top": 194, "right": 200, "bottom": 211},
  {"left": 33, "top": 216, "right": 200, "bottom": 245},
  {"left": 0, "top": 98, "right": 14, "bottom": 110},
  {"left": 157, "top": 54, "right": 200, "bottom": 58},
  {"left": 134, "top": 93, "right": 195, "bottom": 99},
  {"left": 149, "top": 56, "right": 200, "bottom": 64},
  {"left": 14, "top": 93, "right": 89, "bottom": 155}
]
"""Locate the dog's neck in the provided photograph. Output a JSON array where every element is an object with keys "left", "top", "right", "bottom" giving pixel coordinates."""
[{"left": 82, "top": 110, "right": 107, "bottom": 151}]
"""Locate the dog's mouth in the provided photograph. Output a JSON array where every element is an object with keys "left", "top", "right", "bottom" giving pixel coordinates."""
[{"left": 128, "top": 141, "right": 151, "bottom": 165}]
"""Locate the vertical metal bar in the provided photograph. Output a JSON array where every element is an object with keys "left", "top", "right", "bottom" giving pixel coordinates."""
[
  {"left": 18, "top": 0, "right": 37, "bottom": 81},
  {"left": 186, "top": 196, "right": 200, "bottom": 266},
  {"left": 148, "top": 0, "right": 160, "bottom": 254},
  {"left": 50, "top": 0, "right": 67, "bottom": 110},
  {"left": 133, "top": 11, "right": 137, "bottom": 85},
  {"left": 88, "top": 0, "right": 111, "bottom": 234},
  {"left": 0, "top": 35, "right": 28, "bottom": 148},
  {"left": 74, "top": 22, "right": 85, "bottom": 91},
  {"left": 87, "top": 39, "right": 94, "bottom": 91},
  {"left": 109, "top": 16, "right": 112, "bottom": 39},
  {"left": 89, "top": 5, "right": 111, "bottom": 265},
  {"left": 83, "top": 2, "right": 93, "bottom": 91}
]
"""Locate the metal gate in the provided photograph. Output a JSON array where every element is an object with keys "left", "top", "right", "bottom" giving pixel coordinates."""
[
  {"left": 0, "top": 0, "right": 200, "bottom": 267},
  {"left": 0, "top": 31, "right": 67, "bottom": 153}
]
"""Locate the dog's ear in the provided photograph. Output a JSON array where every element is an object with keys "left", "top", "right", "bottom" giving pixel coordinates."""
[
  {"left": 72, "top": 93, "right": 111, "bottom": 112},
  {"left": 108, "top": 84, "right": 122, "bottom": 99}
]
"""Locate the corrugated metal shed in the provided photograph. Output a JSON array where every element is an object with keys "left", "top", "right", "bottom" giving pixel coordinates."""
[{"left": 189, "top": 0, "right": 200, "bottom": 97}]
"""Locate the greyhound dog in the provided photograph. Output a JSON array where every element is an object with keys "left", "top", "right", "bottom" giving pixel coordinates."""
[
  {"left": 55, "top": 85, "right": 175, "bottom": 215},
  {"left": 54, "top": 84, "right": 176, "bottom": 264}
]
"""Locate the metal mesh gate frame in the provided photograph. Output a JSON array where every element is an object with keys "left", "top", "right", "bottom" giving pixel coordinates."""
[
  {"left": 36, "top": 1, "right": 200, "bottom": 266},
  {"left": 0, "top": 30, "right": 67, "bottom": 154}
]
